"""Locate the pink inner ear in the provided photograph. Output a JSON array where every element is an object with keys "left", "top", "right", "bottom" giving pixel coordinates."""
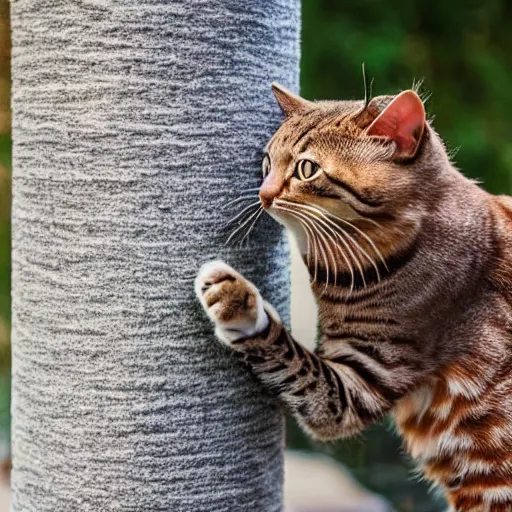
[{"left": 367, "top": 90, "right": 425, "bottom": 158}]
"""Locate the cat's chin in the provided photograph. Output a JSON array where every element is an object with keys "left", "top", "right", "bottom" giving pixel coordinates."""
[
  {"left": 266, "top": 208, "right": 309, "bottom": 255},
  {"left": 265, "top": 207, "right": 286, "bottom": 225}
]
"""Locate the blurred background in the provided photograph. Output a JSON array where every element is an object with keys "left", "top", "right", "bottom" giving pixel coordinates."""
[
  {"left": 1, "top": 1, "right": 511, "bottom": 511},
  {"left": 0, "top": 0, "right": 10, "bottom": 447}
]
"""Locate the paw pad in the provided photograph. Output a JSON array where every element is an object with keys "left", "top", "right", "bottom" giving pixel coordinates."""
[{"left": 194, "top": 260, "right": 269, "bottom": 344}]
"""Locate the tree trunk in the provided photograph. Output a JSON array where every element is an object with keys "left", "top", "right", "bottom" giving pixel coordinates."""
[{"left": 10, "top": 1, "right": 299, "bottom": 510}]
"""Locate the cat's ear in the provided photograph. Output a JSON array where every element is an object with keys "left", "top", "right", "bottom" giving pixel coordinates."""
[
  {"left": 271, "top": 83, "right": 312, "bottom": 117},
  {"left": 366, "top": 90, "right": 426, "bottom": 159}
]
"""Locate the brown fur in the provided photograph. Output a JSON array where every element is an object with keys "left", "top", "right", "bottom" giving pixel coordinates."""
[{"left": 196, "top": 85, "right": 512, "bottom": 511}]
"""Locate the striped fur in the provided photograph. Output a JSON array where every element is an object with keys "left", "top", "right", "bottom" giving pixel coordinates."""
[{"left": 196, "top": 87, "right": 512, "bottom": 511}]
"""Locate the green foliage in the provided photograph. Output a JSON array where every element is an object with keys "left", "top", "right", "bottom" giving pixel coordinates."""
[{"left": 301, "top": 0, "right": 512, "bottom": 196}]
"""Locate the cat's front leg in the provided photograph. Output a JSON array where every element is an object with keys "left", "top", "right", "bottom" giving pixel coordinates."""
[{"left": 195, "top": 260, "right": 406, "bottom": 441}]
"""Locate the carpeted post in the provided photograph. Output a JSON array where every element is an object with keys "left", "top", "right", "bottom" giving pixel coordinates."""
[{"left": 10, "top": 1, "right": 300, "bottom": 510}]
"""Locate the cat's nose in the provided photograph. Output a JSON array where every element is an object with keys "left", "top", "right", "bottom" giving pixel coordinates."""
[
  {"left": 259, "top": 174, "right": 282, "bottom": 208},
  {"left": 259, "top": 190, "right": 274, "bottom": 208}
]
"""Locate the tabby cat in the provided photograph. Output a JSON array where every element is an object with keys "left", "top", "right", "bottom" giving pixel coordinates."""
[{"left": 195, "top": 83, "right": 512, "bottom": 512}]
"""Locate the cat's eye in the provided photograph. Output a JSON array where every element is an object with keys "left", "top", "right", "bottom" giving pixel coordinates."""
[
  {"left": 262, "top": 154, "right": 271, "bottom": 178},
  {"left": 295, "top": 159, "right": 320, "bottom": 181}
]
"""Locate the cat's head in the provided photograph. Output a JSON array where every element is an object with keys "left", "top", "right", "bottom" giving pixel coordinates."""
[{"left": 260, "top": 84, "right": 453, "bottom": 274}]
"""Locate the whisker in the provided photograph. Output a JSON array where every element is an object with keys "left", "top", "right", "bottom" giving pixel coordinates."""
[
  {"left": 336, "top": 218, "right": 387, "bottom": 272},
  {"left": 313, "top": 203, "right": 388, "bottom": 272},
  {"left": 316, "top": 225, "right": 338, "bottom": 291},
  {"left": 310, "top": 222, "right": 331, "bottom": 290},
  {"left": 281, "top": 210, "right": 313, "bottom": 268},
  {"left": 315, "top": 218, "right": 366, "bottom": 289},
  {"left": 307, "top": 204, "right": 381, "bottom": 282},
  {"left": 299, "top": 220, "right": 319, "bottom": 283},
  {"left": 276, "top": 205, "right": 318, "bottom": 283},
  {"left": 239, "top": 187, "right": 261, "bottom": 193},
  {"left": 338, "top": 231, "right": 367, "bottom": 288},
  {"left": 354, "top": 217, "right": 382, "bottom": 230},
  {"left": 219, "top": 201, "right": 261, "bottom": 230},
  {"left": 294, "top": 205, "right": 356, "bottom": 292},
  {"left": 306, "top": 223, "right": 320, "bottom": 283},
  {"left": 278, "top": 203, "right": 354, "bottom": 292},
  {"left": 323, "top": 230, "right": 339, "bottom": 287},
  {"left": 302, "top": 218, "right": 321, "bottom": 283},
  {"left": 342, "top": 229, "right": 380, "bottom": 282},
  {"left": 294, "top": 216, "right": 314, "bottom": 269},
  {"left": 297, "top": 213, "right": 330, "bottom": 287},
  {"left": 286, "top": 201, "right": 368, "bottom": 287},
  {"left": 225, "top": 206, "right": 264, "bottom": 246},
  {"left": 284, "top": 208, "right": 334, "bottom": 289},
  {"left": 277, "top": 204, "right": 338, "bottom": 289},
  {"left": 276, "top": 207, "right": 319, "bottom": 283},
  {"left": 222, "top": 195, "right": 260, "bottom": 210},
  {"left": 321, "top": 219, "right": 379, "bottom": 282},
  {"left": 238, "top": 206, "right": 264, "bottom": 246},
  {"left": 322, "top": 208, "right": 384, "bottom": 234}
]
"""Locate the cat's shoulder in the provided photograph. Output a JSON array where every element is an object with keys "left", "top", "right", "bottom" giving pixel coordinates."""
[
  {"left": 493, "top": 194, "right": 512, "bottom": 221},
  {"left": 485, "top": 194, "right": 512, "bottom": 301},
  {"left": 488, "top": 194, "right": 512, "bottom": 240}
]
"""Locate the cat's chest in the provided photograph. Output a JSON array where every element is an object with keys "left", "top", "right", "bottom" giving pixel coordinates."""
[{"left": 393, "top": 377, "right": 470, "bottom": 463}]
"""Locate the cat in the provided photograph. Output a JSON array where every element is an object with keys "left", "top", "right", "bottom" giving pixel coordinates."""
[{"left": 195, "top": 82, "right": 512, "bottom": 512}]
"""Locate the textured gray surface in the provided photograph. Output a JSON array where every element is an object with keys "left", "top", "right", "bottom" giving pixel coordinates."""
[{"left": 10, "top": 1, "right": 299, "bottom": 510}]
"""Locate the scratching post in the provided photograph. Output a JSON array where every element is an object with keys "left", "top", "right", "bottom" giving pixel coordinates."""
[{"left": 10, "top": 1, "right": 299, "bottom": 510}]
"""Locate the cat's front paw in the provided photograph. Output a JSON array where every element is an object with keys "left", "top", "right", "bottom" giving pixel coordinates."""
[{"left": 195, "top": 260, "right": 269, "bottom": 344}]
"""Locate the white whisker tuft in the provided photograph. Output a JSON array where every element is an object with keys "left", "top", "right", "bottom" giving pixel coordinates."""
[{"left": 274, "top": 199, "right": 387, "bottom": 290}]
